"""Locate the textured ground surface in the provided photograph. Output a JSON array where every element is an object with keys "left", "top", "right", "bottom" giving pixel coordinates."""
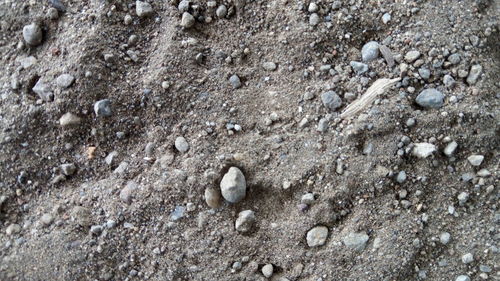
[{"left": 0, "top": 0, "right": 499, "bottom": 280}]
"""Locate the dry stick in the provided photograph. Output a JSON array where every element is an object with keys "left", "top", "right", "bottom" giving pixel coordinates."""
[{"left": 340, "top": 77, "right": 401, "bottom": 119}]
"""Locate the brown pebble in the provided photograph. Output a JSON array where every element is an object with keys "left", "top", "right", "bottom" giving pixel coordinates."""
[{"left": 204, "top": 187, "right": 222, "bottom": 208}]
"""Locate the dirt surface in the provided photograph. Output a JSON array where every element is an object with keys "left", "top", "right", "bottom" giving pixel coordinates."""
[{"left": 0, "top": 0, "right": 499, "bottom": 280}]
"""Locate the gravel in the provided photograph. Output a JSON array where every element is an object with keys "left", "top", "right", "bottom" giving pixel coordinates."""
[
  {"left": 229, "top": 74, "right": 242, "bottom": 89},
  {"left": 467, "top": 154, "right": 484, "bottom": 166},
  {"left": 415, "top": 88, "right": 444, "bottom": 109},
  {"left": 94, "top": 99, "right": 112, "bottom": 117},
  {"left": 309, "top": 13, "right": 320, "bottom": 26},
  {"left": 444, "top": 141, "right": 458, "bottom": 156},
  {"left": 461, "top": 253, "right": 473, "bottom": 264},
  {"left": 55, "top": 74, "right": 75, "bottom": 88},
  {"left": 220, "top": 167, "right": 246, "bottom": 203},
  {"left": 350, "top": 61, "right": 368, "bottom": 74},
  {"left": 455, "top": 275, "right": 470, "bottom": 281},
  {"left": 216, "top": 5, "right": 227, "bottom": 18},
  {"left": 306, "top": 226, "right": 328, "bottom": 247},
  {"left": 181, "top": 12, "right": 195, "bottom": 28},
  {"left": 404, "top": 50, "right": 421, "bottom": 63},
  {"left": 457, "top": 192, "right": 469, "bottom": 206},
  {"left": 321, "top": 91, "right": 342, "bottom": 111},
  {"left": 5, "top": 224, "right": 21, "bottom": 236},
  {"left": 343, "top": 232, "right": 369, "bottom": 251},
  {"left": 235, "top": 210, "right": 255, "bottom": 233},
  {"left": 136, "top": 1, "right": 153, "bottom": 18},
  {"left": 396, "top": 171, "right": 407, "bottom": 183},
  {"left": 32, "top": 80, "right": 54, "bottom": 102},
  {"left": 59, "top": 113, "right": 81, "bottom": 127},
  {"left": 412, "top": 143, "right": 436, "bottom": 158},
  {"left": 23, "top": 23, "right": 43, "bottom": 46},
  {"left": 466, "top": 64, "right": 482, "bottom": 85},
  {"left": 361, "top": 41, "right": 380, "bottom": 62}
]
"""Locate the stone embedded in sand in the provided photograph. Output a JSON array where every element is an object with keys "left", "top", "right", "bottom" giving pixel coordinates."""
[
  {"left": 261, "top": 264, "right": 274, "bottom": 278},
  {"left": 235, "top": 210, "right": 255, "bottom": 232},
  {"left": 361, "top": 41, "right": 380, "bottom": 62},
  {"left": 136, "top": 1, "right": 153, "bottom": 18},
  {"left": 23, "top": 23, "right": 43, "bottom": 46},
  {"left": 6, "top": 224, "right": 21, "bottom": 236},
  {"left": 467, "top": 154, "right": 484, "bottom": 166},
  {"left": 416, "top": 89, "right": 444, "bottom": 109},
  {"left": 56, "top": 73, "right": 75, "bottom": 88},
  {"left": 204, "top": 187, "right": 222, "bottom": 208},
  {"left": 306, "top": 226, "right": 328, "bottom": 247},
  {"left": 412, "top": 143, "right": 436, "bottom": 158},
  {"left": 175, "top": 136, "right": 189, "bottom": 153},
  {"left": 343, "top": 232, "right": 369, "bottom": 251},
  {"left": 181, "top": 12, "right": 195, "bottom": 28},
  {"left": 59, "top": 113, "right": 81, "bottom": 127},
  {"left": 94, "top": 99, "right": 112, "bottom": 117},
  {"left": 220, "top": 167, "right": 246, "bottom": 203}
]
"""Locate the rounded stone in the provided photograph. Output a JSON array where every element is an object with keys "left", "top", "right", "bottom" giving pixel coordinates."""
[
  {"left": 23, "top": 23, "right": 43, "bottom": 46},
  {"left": 204, "top": 187, "right": 222, "bottom": 208},
  {"left": 229, "top": 74, "right": 242, "bottom": 89},
  {"left": 321, "top": 91, "right": 342, "bottom": 111},
  {"left": 306, "top": 226, "right": 328, "bottom": 247},
  {"left": 220, "top": 167, "right": 246, "bottom": 203},
  {"left": 456, "top": 275, "right": 470, "bottom": 281},
  {"left": 415, "top": 89, "right": 444, "bottom": 109},
  {"left": 94, "top": 99, "right": 112, "bottom": 117},
  {"left": 6, "top": 224, "right": 21, "bottom": 235},
  {"left": 216, "top": 5, "right": 227, "bottom": 18},
  {"left": 174, "top": 136, "right": 190, "bottom": 153},
  {"left": 467, "top": 154, "right": 484, "bottom": 166},
  {"left": 343, "top": 232, "right": 369, "bottom": 251},
  {"left": 56, "top": 73, "right": 75, "bottom": 88},
  {"left": 361, "top": 41, "right": 380, "bottom": 62},
  {"left": 262, "top": 264, "right": 273, "bottom": 278},
  {"left": 181, "top": 12, "right": 195, "bottom": 28},
  {"left": 136, "top": 1, "right": 153, "bottom": 18},
  {"left": 439, "top": 232, "right": 451, "bottom": 244}
]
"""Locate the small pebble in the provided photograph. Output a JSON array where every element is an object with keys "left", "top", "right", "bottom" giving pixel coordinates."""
[
  {"left": 235, "top": 210, "right": 255, "bottom": 232},
  {"left": 440, "top": 232, "right": 451, "bottom": 244},
  {"left": 174, "top": 136, "right": 190, "bottom": 153},
  {"left": 461, "top": 253, "right": 473, "bottom": 264},
  {"left": 23, "top": 23, "right": 43, "bottom": 46},
  {"left": 343, "top": 232, "right": 369, "bottom": 251},
  {"left": 405, "top": 50, "right": 421, "bottom": 63},
  {"left": 136, "top": 1, "right": 153, "bottom": 18},
  {"left": 306, "top": 226, "right": 328, "bottom": 247},
  {"left": 229, "top": 75, "right": 242, "bottom": 89},
  {"left": 467, "top": 154, "right": 484, "bottom": 166},
  {"left": 220, "top": 167, "right": 246, "bottom": 203},
  {"left": 361, "top": 41, "right": 380, "bottom": 62},
  {"left": 94, "top": 99, "right": 112, "bottom": 117},
  {"left": 321, "top": 91, "right": 342, "bottom": 111},
  {"left": 181, "top": 12, "right": 195, "bottom": 28},
  {"left": 262, "top": 264, "right": 274, "bottom": 278},
  {"left": 416, "top": 89, "right": 444, "bottom": 109}
]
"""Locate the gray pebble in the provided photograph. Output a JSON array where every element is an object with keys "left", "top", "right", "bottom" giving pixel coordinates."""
[
  {"left": 262, "top": 61, "right": 277, "bottom": 71},
  {"left": 204, "top": 187, "right": 222, "bottom": 208},
  {"left": 174, "top": 136, "right": 189, "bottom": 153},
  {"left": 106, "top": 220, "right": 116, "bottom": 229},
  {"left": 60, "top": 163, "right": 76, "bottom": 176},
  {"left": 136, "top": 1, "right": 153, "bottom": 18},
  {"left": 321, "top": 91, "right": 342, "bottom": 111},
  {"left": 382, "top": 13, "right": 391, "bottom": 24},
  {"left": 379, "top": 45, "right": 395, "bottom": 67},
  {"left": 466, "top": 64, "right": 482, "bottom": 85},
  {"left": 301, "top": 193, "right": 315, "bottom": 205},
  {"left": 33, "top": 79, "right": 54, "bottom": 102},
  {"left": 6, "top": 224, "right": 21, "bottom": 236},
  {"left": 412, "top": 143, "right": 436, "bottom": 158},
  {"left": 361, "top": 41, "right": 380, "bottom": 62},
  {"left": 416, "top": 88, "right": 444, "bottom": 109},
  {"left": 59, "top": 113, "right": 81, "bottom": 127},
  {"left": 309, "top": 13, "right": 320, "bottom": 26},
  {"left": 479, "top": 265, "right": 492, "bottom": 273},
  {"left": 418, "top": 68, "right": 431, "bottom": 80},
  {"left": 120, "top": 182, "right": 137, "bottom": 204},
  {"left": 448, "top": 53, "right": 461, "bottom": 64},
  {"left": 56, "top": 73, "right": 75, "bottom": 88},
  {"left": 105, "top": 151, "right": 118, "bottom": 166},
  {"left": 90, "top": 225, "right": 103, "bottom": 235},
  {"left": 23, "top": 23, "right": 43, "bottom": 46},
  {"left": 306, "top": 226, "right": 328, "bottom": 247},
  {"left": 396, "top": 171, "right": 407, "bottom": 183},
  {"left": 343, "top": 232, "right": 369, "bottom": 251},
  {"left": 350, "top": 61, "right": 369, "bottom": 74},
  {"left": 443, "top": 74, "right": 455, "bottom": 88},
  {"left": 461, "top": 253, "right": 473, "bottom": 264},
  {"left": 308, "top": 2, "right": 318, "bottom": 12},
  {"left": 455, "top": 275, "right": 470, "bottom": 281},
  {"left": 94, "top": 99, "right": 112, "bottom": 117},
  {"left": 229, "top": 75, "right": 242, "bottom": 89},
  {"left": 178, "top": 0, "right": 190, "bottom": 13},
  {"left": 261, "top": 264, "right": 273, "bottom": 278},
  {"left": 216, "top": 5, "right": 227, "bottom": 18},
  {"left": 220, "top": 167, "right": 246, "bottom": 203},
  {"left": 181, "top": 12, "right": 195, "bottom": 28},
  {"left": 317, "top": 118, "right": 328, "bottom": 133},
  {"left": 439, "top": 232, "right": 451, "bottom": 244},
  {"left": 467, "top": 154, "right": 484, "bottom": 166},
  {"left": 405, "top": 50, "right": 421, "bottom": 63},
  {"left": 235, "top": 210, "right": 255, "bottom": 232},
  {"left": 457, "top": 192, "right": 469, "bottom": 206},
  {"left": 444, "top": 141, "right": 458, "bottom": 157},
  {"left": 406, "top": 118, "right": 416, "bottom": 127},
  {"left": 40, "top": 213, "right": 54, "bottom": 226}
]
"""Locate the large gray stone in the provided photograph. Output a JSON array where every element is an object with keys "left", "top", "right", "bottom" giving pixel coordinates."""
[
  {"left": 343, "top": 232, "right": 369, "bottom": 251},
  {"left": 220, "top": 167, "right": 246, "bottom": 203},
  {"left": 361, "top": 41, "right": 380, "bottom": 62},
  {"left": 306, "top": 226, "right": 328, "bottom": 247},
  {"left": 23, "top": 23, "right": 43, "bottom": 46},
  {"left": 416, "top": 89, "right": 444, "bottom": 109},
  {"left": 321, "top": 91, "right": 342, "bottom": 111}
]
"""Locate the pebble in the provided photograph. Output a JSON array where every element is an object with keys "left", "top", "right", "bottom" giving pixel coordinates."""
[
  {"left": 181, "top": 12, "right": 195, "bottom": 28},
  {"left": 33, "top": 80, "right": 54, "bottom": 102},
  {"left": 343, "top": 232, "right": 369, "bottom": 251},
  {"left": 262, "top": 62, "right": 277, "bottom": 71},
  {"left": 444, "top": 141, "right": 458, "bottom": 157},
  {"left": 317, "top": 118, "right": 328, "bottom": 133},
  {"left": 379, "top": 45, "right": 394, "bottom": 67},
  {"left": 120, "top": 182, "right": 137, "bottom": 204},
  {"left": 350, "top": 61, "right": 368, "bottom": 74},
  {"left": 60, "top": 163, "right": 76, "bottom": 176},
  {"left": 6, "top": 224, "right": 21, "bottom": 236},
  {"left": 23, "top": 23, "right": 43, "bottom": 46},
  {"left": 448, "top": 53, "right": 461, "bottom": 64},
  {"left": 479, "top": 265, "right": 492, "bottom": 273},
  {"left": 405, "top": 50, "right": 421, "bottom": 63},
  {"left": 477, "top": 169, "right": 491, "bottom": 177},
  {"left": 59, "top": 113, "right": 82, "bottom": 127},
  {"left": 174, "top": 136, "right": 190, "bottom": 153},
  {"left": 306, "top": 226, "right": 328, "bottom": 247},
  {"left": 443, "top": 74, "right": 455, "bottom": 88},
  {"left": 90, "top": 225, "right": 103, "bottom": 235},
  {"left": 204, "top": 187, "right": 222, "bottom": 208},
  {"left": 461, "top": 253, "right": 473, "bottom": 264},
  {"left": 418, "top": 68, "right": 431, "bottom": 80},
  {"left": 415, "top": 88, "right": 444, "bottom": 109},
  {"left": 235, "top": 210, "right": 255, "bottom": 232},
  {"left": 170, "top": 206, "right": 185, "bottom": 221},
  {"left": 56, "top": 73, "right": 75, "bottom": 88},
  {"left": 71, "top": 206, "right": 91, "bottom": 226},
  {"left": 457, "top": 192, "right": 469, "bottom": 206},
  {"left": 262, "top": 264, "right": 273, "bottom": 278},
  {"left": 456, "top": 275, "right": 470, "bottom": 281},
  {"left": 301, "top": 193, "right": 315, "bottom": 205},
  {"left": 309, "top": 13, "right": 320, "bottom": 26},
  {"left": 321, "top": 91, "right": 342, "bottom": 111},
  {"left": 303, "top": 92, "right": 314, "bottom": 100},
  {"left": 396, "top": 171, "right": 407, "bottom": 183},
  {"left": 220, "top": 167, "right": 246, "bottom": 203},
  {"left": 136, "top": 1, "right": 153, "bottom": 18},
  {"left": 466, "top": 65, "right": 482, "bottom": 85},
  {"left": 382, "top": 13, "right": 391, "bottom": 24},
  {"left": 49, "top": 0, "right": 66, "bottom": 12},
  {"left": 439, "top": 232, "right": 451, "bottom": 244},
  {"left": 360, "top": 41, "right": 379, "bottom": 62},
  {"left": 412, "top": 143, "right": 436, "bottom": 158},
  {"left": 105, "top": 151, "right": 118, "bottom": 166},
  {"left": 124, "top": 14, "right": 133, "bottom": 25},
  {"left": 94, "top": 99, "right": 112, "bottom": 117},
  {"left": 178, "top": 0, "right": 190, "bottom": 12},
  {"left": 40, "top": 213, "right": 54, "bottom": 226},
  {"left": 467, "top": 154, "right": 484, "bottom": 166},
  {"left": 308, "top": 2, "right": 318, "bottom": 12},
  {"left": 229, "top": 74, "right": 242, "bottom": 89},
  {"left": 216, "top": 5, "right": 227, "bottom": 18}
]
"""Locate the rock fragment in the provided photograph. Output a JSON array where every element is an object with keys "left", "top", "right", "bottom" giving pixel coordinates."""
[
  {"left": 174, "top": 136, "right": 189, "bottom": 153},
  {"left": 23, "top": 23, "right": 43, "bottom": 46},
  {"left": 467, "top": 154, "right": 484, "bottom": 166},
  {"left": 350, "top": 61, "right": 368, "bottom": 74},
  {"left": 412, "top": 143, "right": 436, "bottom": 158},
  {"left": 181, "top": 12, "right": 195, "bottom": 28},
  {"left": 59, "top": 113, "right": 81, "bottom": 127},
  {"left": 466, "top": 65, "right": 482, "bottom": 85},
  {"left": 120, "top": 182, "right": 137, "bottom": 204},
  {"left": 6, "top": 224, "right": 21, "bottom": 235},
  {"left": 136, "top": 1, "right": 153, "bottom": 17},
  {"left": 261, "top": 264, "right": 273, "bottom": 278},
  {"left": 94, "top": 99, "right": 112, "bottom": 117},
  {"left": 361, "top": 41, "right": 379, "bottom": 62},
  {"left": 220, "top": 167, "right": 246, "bottom": 203},
  {"left": 33, "top": 80, "right": 54, "bottom": 102},
  {"left": 343, "top": 232, "right": 369, "bottom": 251},
  {"left": 262, "top": 61, "right": 277, "bottom": 71},
  {"left": 60, "top": 163, "right": 76, "bottom": 176},
  {"left": 444, "top": 141, "right": 458, "bottom": 156},
  {"left": 321, "top": 91, "right": 342, "bottom": 111},
  {"left": 204, "top": 187, "right": 222, "bottom": 208},
  {"left": 235, "top": 210, "right": 255, "bottom": 232},
  {"left": 56, "top": 74, "right": 75, "bottom": 88},
  {"left": 456, "top": 276, "right": 470, "bottom": 281},
  {"left": 379, "top": 45, "right": 394, "bottom": 67},
  {"left": 229, "top": 74, "right": 241, "bottom": 89},
  {"left": 306, "top": 226, "right": 328, "bottom": 247},
  {"left": 439, "top": 232, "right": 451, "bottom": 244},
  {"left": 416, "top": 88, "right": 444, "bottom": 109},
  {"left": 216, "top": 5, "right": 227, "bottom": 18},
  {"left": 405, "top": 50, "right": 421, "bottom": 63}
]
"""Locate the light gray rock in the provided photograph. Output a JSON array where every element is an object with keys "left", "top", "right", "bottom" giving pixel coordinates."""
[
  {"left": 235, "top": 210, "right": 255, "bottom": 232},
  {"left": 60, "top": 163, "right": 76, "bottom": 176},
  {"left": 467, "top": 154, "right": 484, "bottom": 166},
  {"left": 261, "top": 264, "right": 273, "bottom": 278},
  {"left": 416, "top": 88, "right": 444, "bottom": 109},
  {"left": 56, "top": 74, "right": 75, "bottom": 88},
  {"left": 456, "top": 275, "right": 470, "bottom": 281},
  {"left": 308, "top": 2, "right": 318, "bottom": 12},
  {"left": 350, "top": 61, "right": 368, "bottom": 74},
  {"left": 461, "top": 253, "right": 473, "bottom": 264},
  {"left": 90, "top": 225, "right": 103, "bottom": 235},
  {"left": 181, "top": 12, "right": 195, "bottom": 28},
  {"left": 23, "top": 23, "right": 43, "bottom": 46},
  {"left": 457, "top": 192, "right": 469, "bottom": 206},
  {"left": 317, "top": 118, "right": 328, "bottom": 133},
  {"left": 448, "top": 53, "right": 461, "bottom": 64},
  {"left": 120, "top": 181, "right": 137, "bottom": 204},
  {"left": 229, "top": 74, "right": 241, "bottom": 89},
  {"left": 262, "top": 61, "right": 277, "bottom": 71},
  {"left": 220, "top": 167, "right": 246, "bottom": 203},
  {"left": 136, "top": 1, "right": 153, "bottom": 17},
  {"left": 418, "top": 68, "right": 431, "bottom": 80},
  {"left": 105, "top": 151, "right": 119, "bottom": 166},
  {"left": 40, "top": 213, "right": 54, "bottom": 226},
  {"left": 405, "top": 50, "right": 421, "bottom": 63},
  {"left": 216, "top": 5, "right": 227, "bottom": 18},
  {"left": 321, "top": 91, "right": 342, "bottom": 111},
  {"left": 343, "top": 232, "right": 369, "bottom": 251},
  {"left": 301, "top": 193, "right": 315, "bottom": 205},
  {"left": 444, "top": 141, "right": 458, "bottom": 157},
  {"left": 361, "top": 41, "right": 380, "bottom": 62},
  {"left": 309, "top": 13, "right": 320, "bottom": 26},
  {"left": 59, "top": 113, "right": 81, "bottom": 127},
  {"left": 306, "top": 226, "right": 328, "bottom": 247},
  {"left": 174, "top": 136, "right": 189, "bottom": 153},
  {"left": 412, "top": 143, "right": 436, "bottom": 158},
  {"left": 466, "top": 64, "right": 482, "bottom": 85},
  {"left": 443, "top": 74, "right": 455, "bottom": 88},
  {"left": 382, "top": 13, "right": 391, "bottom": 24},
  {"left": 94, "top": 99, "right": 112, "bottom": 117},
  {"left": 33, "top": 79, "right": 54, "bottom": 102},
  {"left": 396, "top": 171, "right": 407, "bottom": 183},
  {"left": 379, "top": 45, "right": 394, "bottom": 67},
  {"left": 178, "top": 0, "right": 190, "bottom": 12},
  {"left": 6, "top": 224, "right": 21, "bottom": 235},
  {"left": 439, "top": 232, "right": 451, "bottom": 244}
]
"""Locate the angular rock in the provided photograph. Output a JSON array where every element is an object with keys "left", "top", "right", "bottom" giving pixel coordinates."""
[
  {"left": 412, "top": 143, "right": 436, "bottom": 158},
  {"left": 59, "top": 113, "right": 82, "bottom": 127},
  {"left": 6, "top": 224, "right": 21, "bottom": 235},
  {"left": 443, "top": 141, "right": 458, "bottom": 157},
  {"left": 235, "top": 210, "right": 255, "bottom": 232},
  {"left": 467, "top": 154, "right": 484, "bottom": 166},
  {"left": 229, "top": 74, "right": 242, "bottom": 89},
  {"left": 60, "top": 163, "right": 76, "bottom": 176},
  {"left": 261, "top": 264, "right": 273, "bottom": 278},
  {"left": 343, "top": 232, "right": 369, "bottom": 251},
  {"left": 321, "top": 91, "right": 342, "bottom": 111},
  {"left": 105, "top": 151, "right": 119, "bottom": 166},
  {"left": 23, "top": 23, "right": 43, "bottom": 46},
  {"left": 33, "top": 79, "right": 54, "bottom": 102},
  {"left": 136, "top": 1, "right": 153, "bottom": 17},
  {"left": 56, "top": 74, "right": 75, "bottom": 88},
  {"left": 466, "top": 65, "right": 482, "bottom": 85},
  {"left": 181, "top": 12, "right": 195, "bottom": 28},
  {"left": 306, "top": 226, "right": 328, "bottom": 247},
  {"left": 220, "top": 167, "right": 246, "bottom": 203},
  {"left": 379, "top": 45, "right": 394, "bottom": 67},
  {"left": 416, "top": 88, "right": 444, "bottom": 109},
  {"left": 405, "top": 50, "right": 421, "bottom": 63},
  {"left": 350, "top": 61, "right": 368, "bottom": 74},
  {"left": 120, "top": 181, "right": 137, "bottom": 204},
  {"left": 70, "top": 206, "right": 91, "bottom": 226}
]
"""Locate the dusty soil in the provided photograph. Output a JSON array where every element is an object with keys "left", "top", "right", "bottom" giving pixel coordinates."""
[{"left": 0, "top": 0, "right": 498, "bottom": 280}]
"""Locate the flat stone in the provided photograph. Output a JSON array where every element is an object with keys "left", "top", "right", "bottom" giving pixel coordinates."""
[
  {"left": 361, "top": 41, "right": 380, "bottom": 62},
  {"left": 466, "top": 64, "right": 482, "bottom": 85},
  {"left": 306, "top": 226, "right": 328, "bottom": 247},
  {"left": 456, "top": 275, "right": 470, "bottom": 281},
  {"left": 412, "top": 143, "right": 436, "bottom": 158},
  {"left": 59, "top": 113, "right": 82, "bottom": 127},
  {"left": 235, "top": 210, "right": 255, "bottom": 232},
  {"left": 60, "top": 163, "right": 76, "bottom": 176},
  {"left": 220, "top": 167, "right": 246, "bottom": 203},
  {"left": 174, "top": 136, "right": 189, "bottom": 153},
  {"left": 40, "top": 213, "right": 54, "bottom": 226},
  {"left": 379, "top": 45, "right": 394, "bottom": 67},
  {"left": 416, "top": 88, "right": 444, "bottom": 109},
  {"left": 120, "top": 182, "right": 137, "bottom": 204},
  {"left": 56, "top": 74, "right": 75, "bottom": 88},
  {"left": 321, "top": 91, "right": 342, "bottom": 111},
  {"left": 23, "top": 23, "right": 43, "bottom": 46},
  {"left": 343, "top": 232, "right": 369, "bottom": 251},
  {"left": 467, "top": 154, "right": 484, "bottom": 166},
  {"left": 136, "top": 1, "right": 153, "bottom": 17}
]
